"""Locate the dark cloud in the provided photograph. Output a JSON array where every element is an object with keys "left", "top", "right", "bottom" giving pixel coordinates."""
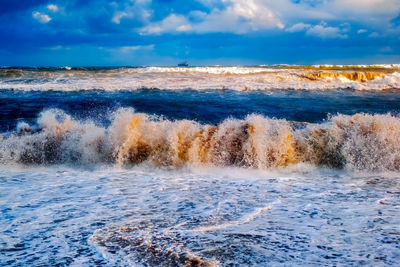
[{"left": 0, "top": 0, "right": 49, "bottom": 15}]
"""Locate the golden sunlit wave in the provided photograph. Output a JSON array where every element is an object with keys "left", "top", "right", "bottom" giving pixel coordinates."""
[{"left": 2, "top": 108, "right": 400, "bottom": 171}]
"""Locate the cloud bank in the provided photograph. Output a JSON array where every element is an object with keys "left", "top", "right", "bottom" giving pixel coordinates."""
[{"left": 0, "top": 0, "right": 399, "bottom": 65}]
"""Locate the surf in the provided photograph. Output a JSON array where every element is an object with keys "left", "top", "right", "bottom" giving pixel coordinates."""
[
  {"left": 0, "top": 65, "right": 399, "bottom": 91},
  {"left": 2, "top": 108, "right": 400, "bottom": 172}
]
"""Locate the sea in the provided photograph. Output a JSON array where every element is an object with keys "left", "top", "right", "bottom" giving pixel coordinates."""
[{"left": 1, "top": 65, "right": 400, "bottom": 266}]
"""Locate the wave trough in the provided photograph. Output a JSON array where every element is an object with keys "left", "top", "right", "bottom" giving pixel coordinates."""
[{"left": 2, "top": 108, "right": 400, "bottom": 171}]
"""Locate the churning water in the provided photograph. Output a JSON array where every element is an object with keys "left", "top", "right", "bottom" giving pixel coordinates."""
[{"left": 1, "top": 66, "right": 400, "bottom": 266}]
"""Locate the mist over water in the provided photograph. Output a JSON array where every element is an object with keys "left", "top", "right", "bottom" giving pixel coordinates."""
[{"left": 1, "top": 66, "right": 400, "bottom": 266}]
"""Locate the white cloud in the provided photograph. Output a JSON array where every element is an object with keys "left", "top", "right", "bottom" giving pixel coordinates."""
[
  {"left": 117, "top": 45, "right": 155, "bottom": 53},
  {"left": 286, "top": 23, "right": 311, "bottom": 33},
  {"left": 43, "top": 45, "right": 71, "bottom": 51},
  {"left": 47, "top": 4, "right": 59, "bottom": 12},
  {"left": 112, "top": 11, "right": 129, "bottom": 24},
  {"left": 48, "top": 45, "right": 63, "bottom": 50},
  {"left": 306, "top": 23, "right": 348, "bottom": 39},
  {"left": 332, "top": 0, "right": 399, "bottom": 18},
  {"left": 357, "top": 29, "right": 368, "bottom": 34},
  {"left": 287, "top": 21, "right": 348, "bottom": 39},
  {"left": 32, "top": 11, "right": 51, "bottom": 23},
  {"left": 274, "top": 0, "right": 400, "bottom": 25},
  {"left": 255, "top": 0, "right": 400, "bottom": 33},
  {"left": 202, "top": 0, "right": 285, "bottom": 32},
  {"left": 176, "top": 24, "right": 193, "bottom": 32},
  {"left": 111, "top": 0, "right": 152, "bottom": 24},
  {"left": 140, "top": 14, "right": 189, "bottom": 34},
  {"left": 139, "top": 0, "right": 284, "bottom": 35},
  {"left": 136, "top": 0, "right": 400, "bottom": 36}
]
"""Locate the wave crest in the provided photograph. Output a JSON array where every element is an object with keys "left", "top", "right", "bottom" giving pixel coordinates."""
[
  {"left": 1, "top": 67, "right": 399, "bottom": 91},
  {"left": 1, "top": 109, "right": 400, "bottom": 171}
]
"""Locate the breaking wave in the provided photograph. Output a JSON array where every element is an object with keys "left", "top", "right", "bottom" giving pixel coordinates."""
[
  {"left": 2, "top": 108, "right": 400, "bottom": 172},
  {"left": 0, "top": 66, "right": 399, "bottom": 91}
]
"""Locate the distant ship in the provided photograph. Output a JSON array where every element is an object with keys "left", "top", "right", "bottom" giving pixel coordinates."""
[{"left": 177, "top": 61, "right": 189, "bottom": 67}]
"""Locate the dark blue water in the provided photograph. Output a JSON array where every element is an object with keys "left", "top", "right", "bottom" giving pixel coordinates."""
[
  {"left": 1, "top": 89, "right": 400, "bottom": 131},
  {"left": 2, "top": 88, "right": 400, "bottom": 266}
]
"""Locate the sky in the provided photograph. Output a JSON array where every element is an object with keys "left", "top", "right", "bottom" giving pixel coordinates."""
[{"left": 0, "top": 0, "right": 400, "bottom": 66}]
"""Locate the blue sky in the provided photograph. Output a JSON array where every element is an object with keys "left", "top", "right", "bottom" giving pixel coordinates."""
[{"left": 1, "top": 0, "right": 399, "bottom": 66}]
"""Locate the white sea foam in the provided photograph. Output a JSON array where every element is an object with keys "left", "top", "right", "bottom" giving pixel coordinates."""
[
  {"left": 2, "top": 108, "right": 400, "bottom": 172},
  {"left": 0, "top": 66, "right": 399, "bottom": 91}
]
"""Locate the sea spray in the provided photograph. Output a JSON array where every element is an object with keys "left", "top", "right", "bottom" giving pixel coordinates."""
[{"left": 1, "top": 108, "right": 400, "bottom": 171}]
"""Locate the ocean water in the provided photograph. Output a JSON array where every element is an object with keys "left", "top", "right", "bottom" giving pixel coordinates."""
[{"left": 1, "top": 66, "right": 400, "bottom": 266}]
